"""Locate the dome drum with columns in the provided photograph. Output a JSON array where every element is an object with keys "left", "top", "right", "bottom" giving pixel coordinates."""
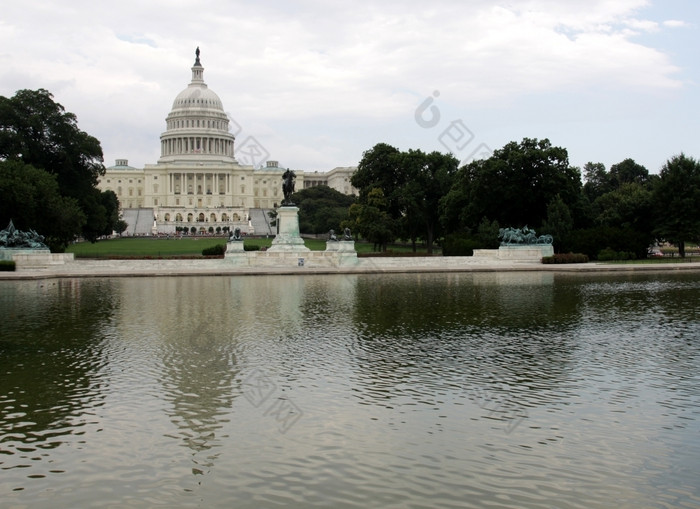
[{"left": 99, "top": 48, "right": 357, "bottom": 237}]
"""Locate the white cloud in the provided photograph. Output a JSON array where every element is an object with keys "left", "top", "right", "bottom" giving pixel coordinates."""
[{"left": 0, "top": 0, "right": 695, "bottom": 171}]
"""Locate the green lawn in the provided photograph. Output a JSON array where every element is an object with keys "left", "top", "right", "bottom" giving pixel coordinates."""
[
  {"left": 66, "top": 236, "right": 439, "bottom": 258},
  {"left": 599, "top": 256, "right": 699, "bottom": 264},
  {"left": 67, "top": 236, "right": 234, "bottom": 257}
]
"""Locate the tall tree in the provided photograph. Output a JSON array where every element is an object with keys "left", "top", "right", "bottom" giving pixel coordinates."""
[
  {"left": 353, "top": 143, "right": 457, "bottom": 252},
  {"left": 0, "top": 88, "right": 110, "bottom": 245},
  {"left": 541, "top": 194, "right": 574, "bottom": 252},
  {"left": 582, "top": 162, "right": 613, "bottom": 202},
  {"left": 290, "top": 185, "right": 356, "bottom": 234},
  {"left": 442, "top": 138, "right": 581, "bottom": 232},
  {"left": 351, "top": 143, "right": 403, "bottom": 217},
  {"left": 0, "top": 160, "right": 85, "bottom": 250},
  {"left": 345, "top": 188, "right": 396, "bottom": 251},
  {"left": 397, "top": 149, "right": 458, "bottom": 253},
  {"left": 653, "top": 153, "right": 700, "bottom": 257},
  {"left": 609, "top": 158, "right": 650, "bottom": 187}
]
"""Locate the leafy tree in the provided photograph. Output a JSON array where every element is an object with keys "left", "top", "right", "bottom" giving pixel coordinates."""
[
  {"left": 568, "top": 226, "right": 650, "bottom": 260},
  {"left": 0, "top": 159, "right": 85, "bottom": 250},
  {"left": 115, "top": 219, "right": 128, "bottom": 236},
  {"left": 594, "top": 183, "right": 654, "bottom": 233},
  {"left": 351, "top": 143, "right": 403, "bottom": 217},
  {"left": 353, "top": 144, "right": 458, "bottom": 253},
  {"left": 653, "top": 153, "right": 700, "bottom": 257},
  {"left": 442, "top": 138, "right": 582, "bottom": 232},
  {"left": 346, "top": 188, "right": 396, "bottom": 251},
  {"left": 582, "top": 162, "right": 613, "bottom": 202},
  {"left": 609, "top": 158, "right": 651, "bottom": 187},
  {"left": 476, "top": 216, "right": 500, "bottom": 249},
  {"left": 396, "top": 149, "right": 458, "bottom": 253},
  {"left": 541, "top": 194, "right": 573, "bottom": 252},
  {"left": 290, "top": 185, "right": 356, "bottom": 234},
  {"left": 0, "top": 88, "right": 108, "bottom": 246}
]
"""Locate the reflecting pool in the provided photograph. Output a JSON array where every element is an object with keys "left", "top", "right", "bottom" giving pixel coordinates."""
[{"left": 1, "top": 272, "right": 699, "bottom": 508}]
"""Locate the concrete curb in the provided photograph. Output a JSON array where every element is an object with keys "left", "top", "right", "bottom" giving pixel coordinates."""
[{"left": 2, "top": 258, "right": 700, "bottom": 280}]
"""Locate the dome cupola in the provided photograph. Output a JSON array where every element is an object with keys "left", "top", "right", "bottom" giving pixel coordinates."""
[{"left": 158, "top": 47, "right": 237, "bottom": 164}]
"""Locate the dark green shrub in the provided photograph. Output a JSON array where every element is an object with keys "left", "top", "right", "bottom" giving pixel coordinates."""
[
  {"left": 542, "top": 252, "right": 589, "bottom": 264},
  {"left": 0, "top": 260, "right": 16, "bottom": 271},
  {"left": 202, "top": 244, "right": 225, "bottom": 256},
  {"left": 243, "top": 244, "right": 260, "bottom": 251},
  {"left": 443, "top": 234, "right": 482, "bottom": 256},
  {"left": 568, "top": 226, "right": 649, "bottom": 260}
]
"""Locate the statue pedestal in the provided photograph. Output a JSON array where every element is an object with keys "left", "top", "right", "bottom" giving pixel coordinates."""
[
  {"left": 325, "top": 241, "right": 339, "bottom": 252},
  {"left": 224, "top": 240, "right": 246, "bottom": 265},
  {"left": 498, "top": 245, "right": 553, "bottom": 261},
  {"left": 268, "top": 207, "right": 310, "bottom": 252},
  {"left": 337, "top": 240, "right": 355, "bottom": 252},
  {"left": 226, "top": 241, "right": 245, "bottom": 253}
]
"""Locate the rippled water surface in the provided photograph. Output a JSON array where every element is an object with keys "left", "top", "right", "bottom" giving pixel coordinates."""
[{"left": 1, "top": 272, "right": 699, "bottom": 508}]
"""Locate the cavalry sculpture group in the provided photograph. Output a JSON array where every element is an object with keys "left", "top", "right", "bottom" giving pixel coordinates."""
[
  {"left": 0, "top": 220, "right": 48, "bottom": 249},
  {"left": 498, "top": 226, "right": 553, "bottom": 246}
]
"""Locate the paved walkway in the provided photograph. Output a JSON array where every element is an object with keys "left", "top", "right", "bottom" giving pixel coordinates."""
[{"left": 3, "top": 257, "right": 700, "bottom": 280}]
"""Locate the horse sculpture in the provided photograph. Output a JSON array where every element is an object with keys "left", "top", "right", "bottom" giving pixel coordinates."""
[{"left": 498, "top": 226, "right": 553, "bottom": 246}]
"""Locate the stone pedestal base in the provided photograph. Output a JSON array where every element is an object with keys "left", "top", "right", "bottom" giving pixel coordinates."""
[
  {"left": 224, "top": 241, "right": 246, "bottom": 265},
  {"left": 337, "top": 240, "right": 355, "bottom": 253},
  {"left": 1, "top": 249, "right": 74, "bottom": 268},
  {"left": 225, "top": 241, "right": 245, "bottom": 253},
  {"left": 498, "top": 245, "right": 553, "bottom": 261},
  {"left": 269, "top": 207, "right": 310, "bottom": 252}
]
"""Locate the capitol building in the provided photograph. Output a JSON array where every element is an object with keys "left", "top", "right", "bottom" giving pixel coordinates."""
[{"left": 98, "top": 49, "right": 357, "bottom": 235}]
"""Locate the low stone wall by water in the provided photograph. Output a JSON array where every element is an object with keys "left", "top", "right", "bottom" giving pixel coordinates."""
[{"left": 0, "top": 249, "right": 74, "bottom": 268}]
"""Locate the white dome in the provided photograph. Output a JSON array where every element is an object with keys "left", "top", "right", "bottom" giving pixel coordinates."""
[
  {"left": 158, "top": 49, "right": 237, "bottom": 164},
  {"left": 171, "top": 82, "right": 224, "bottom": 112}
]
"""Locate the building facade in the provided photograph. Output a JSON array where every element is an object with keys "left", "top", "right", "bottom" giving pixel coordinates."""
[{"left": 98, "top": 50, "right": 356, "bottom": 234}]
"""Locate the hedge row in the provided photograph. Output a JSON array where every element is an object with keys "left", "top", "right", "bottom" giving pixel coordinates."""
[
  {"left": 542, "top": 253, "right": 589, "bottom": 264},
  {"left": 0, "top": 260, "right": 16, "bottom": 271}
]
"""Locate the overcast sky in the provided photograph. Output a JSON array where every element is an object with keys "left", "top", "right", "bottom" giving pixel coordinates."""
[{"left": 1, "top": 0, "right": 698, "bottom": 174}]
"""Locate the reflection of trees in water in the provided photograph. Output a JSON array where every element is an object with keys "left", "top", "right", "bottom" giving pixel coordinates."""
[
  {"left": 350, "top": 273, "right": 582, "bottom": 414},
  {"left": 0, "top": 279, "right": 117, "bottom": 458}
]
